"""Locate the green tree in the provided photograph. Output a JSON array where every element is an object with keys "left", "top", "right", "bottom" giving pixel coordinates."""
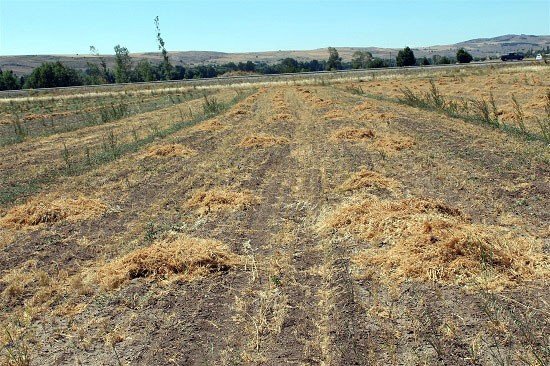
[
  {"left": 432, "top": 55, "right": 451, "bottom": 65},
  {"left": 420, "top": 57, "right": 431, "bottom": 66},
  {"left": 114, "top": 45, "right": 133, "bottom": 83},
  {"left": 135, "top": 60, "right": 156, "bottom": 81},
  {"left": 23, "top": 62, "right": 82, "bottom": 88},
  {"left": 0, "top": 69, "right": 21, "bottom": 90},
  {"left": 396, "top": 46, "right": 416, "bottom": 67},
  {"left": 456, "top": 48, "right": 473, "bottom": 63},
  {"left": 326, "top": 47, "right": 342, "bottom": 70},
  {"left": 367, "top": 58, "right": 387, "bottom": 68},
  {"left": 351, "top": 50, "right": 372, "bottom": 69},
  {"left": 154, "top": 16, "right": 173, "bottom": 80},
  {"left": 280, "top": 58, "right": 299, "bottom": 73},
  {"left": 86, "top": 46, "right": 112, "bottom": 84}
]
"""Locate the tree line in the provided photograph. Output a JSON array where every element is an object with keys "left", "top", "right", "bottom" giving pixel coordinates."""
[{"left": 0, "top": 17, "right": 478, "bottom": 91}]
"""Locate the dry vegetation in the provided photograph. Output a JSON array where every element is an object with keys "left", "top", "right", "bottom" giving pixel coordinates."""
[
  {"left": 0, "top": 195, "right": 106, "bottom": 228},
  {"left": 324, "top": 195, "right": 546, "bottom": 290},
  {"left": 142, "top": 143, "right": 196, "bottom": 158},
  {"left": 185, "top": 188, "right": 259, "bottom": 214},
  {"left": 238, "top": 134, "right": 290, "bottom": 148},
  {"left": 0, "top": 63, "right": 548, "bottom": 365},
  {"left": 99, "top": 233, "right": 240, "bottom": 289}
]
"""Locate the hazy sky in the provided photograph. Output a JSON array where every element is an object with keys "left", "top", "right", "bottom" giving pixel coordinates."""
[{"left": 0, "top": 0, "right": 548, "bottom": 55}]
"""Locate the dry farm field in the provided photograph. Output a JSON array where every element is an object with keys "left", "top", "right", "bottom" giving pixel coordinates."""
[{"left": 0, "top": 63, "right": 549, "bottom": 365}]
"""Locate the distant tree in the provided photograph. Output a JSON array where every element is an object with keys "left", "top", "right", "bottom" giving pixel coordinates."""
[
  {"left": 114, "top": 45, "right": 133, "bottom": 83},
  {"left": 280, "top": 58, "right": 299, "bottom": 73},
  {"left": 84, "top": 65, "right": 104, "bottom": 85},
  {"left": 23, "top": 62, "right": 82, "bottom": 88},
  {"left": 432, "top": 55, "right": 451, "bottom": 65},
  {"left": 456, "top": 48, "right": 473, "bottom": 63},
  {"left": 351, "top": 50, "right": 373, "bottom": 69},
  {"left": 135, "top": 60, "right": 156, "bottom": 81},
  {"left": 419, "top": 57, "right": 431, "bottom": 66},
  {"left": 244, "top": 61, "right": 255, "bottom": 72},
  {"left": 86, "top": 45, "right": 111, "bottom": 84},
  {"left": 367, "top": 58, "right": 388, "bottom": 68},
  {"left": 396, "top": 46, "right": 416, "bottom": 67},
  {"left": 306, "top": 59, "right": 323, "bottom": 71},
  {"left": 173, "top": 65, "right": 186, "bottom": 79},
  {"left": 222, "top": 62, "right": 238, "bottom": 71},
  {"left": 326, "top": 47, "right": 342, "bottom": 70},
  {"left": 0, "top": 69, "right": 21, "bottom": 90},
  {"left": 184, "top": 68, "right": 196, "bottom": 79},
  {"left": 154, "top": 16, "right": 173, "bottom": 80}
]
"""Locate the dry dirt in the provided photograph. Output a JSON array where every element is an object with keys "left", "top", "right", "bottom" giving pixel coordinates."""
[{"left": 0, "top": 65, "right": 548, "bottom": 365}]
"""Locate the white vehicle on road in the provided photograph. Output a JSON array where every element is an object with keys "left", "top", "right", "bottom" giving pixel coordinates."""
[{"left": 535, "top": 54, "right": 543, "bottom": 61}]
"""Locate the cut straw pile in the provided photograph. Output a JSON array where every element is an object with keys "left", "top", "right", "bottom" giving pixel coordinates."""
[
  {"left": 371, "top": 134, "right": 415, "bottom": 153},
  {"left": 98, "top": 233, "right": 240, "bottom": 289},
  {"left": 323, "top": 196, "right": 547, "bottom": 290},
  {"left": 323, "top": 110, "right": 348, "bottom": 121},
  {"left": 0, "top": 196, "right": 106, "bottom": 228},
  {"left": 143, "top": 143, "right": 196, "bottom": 158},
  {"left": 339, "top": 169, "right": 400, "bottom": 193},
  {"left": 238, "top": 134, "right": 289, "bottom": 148},
  {"left": 191, "top": 118, "right": 225, "bottom": 132},
  {"left": 186, "top": 188, "right": 258, "bottom": 215},
  {"left": 332, "top": 128, "right": 375, "bottom": 141}
]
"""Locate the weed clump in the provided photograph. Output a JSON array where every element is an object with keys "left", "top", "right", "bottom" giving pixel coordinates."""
[
  {"left": 0, "top": 196, "right": 106, "bottom": 228},
  {"left": 323, "top": 196, "right": 546, "bottom": 290},
  {"left": 202, "top": 96, "right": 225, "bottom": 115},
  {"left": 98, "top": 233, "right": 240, "bottom": 289}
]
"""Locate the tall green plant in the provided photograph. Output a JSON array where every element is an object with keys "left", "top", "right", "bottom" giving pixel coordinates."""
[
  {"left": 154, "top": 16, "right": 173, "bottom": 80},
  {"left": 114, "top": 45, "right": 133, "bottom": 83}
]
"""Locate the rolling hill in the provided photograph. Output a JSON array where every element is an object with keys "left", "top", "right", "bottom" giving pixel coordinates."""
[{"left": 0, "top": 34, "right": 548, "bottom": 76}]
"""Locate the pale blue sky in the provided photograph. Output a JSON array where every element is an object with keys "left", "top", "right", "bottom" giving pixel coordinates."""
[{"left": 0, "top": 0, "right": 548, "bottom": 55}]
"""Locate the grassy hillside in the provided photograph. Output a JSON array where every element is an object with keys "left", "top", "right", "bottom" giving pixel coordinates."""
[{"left": 1, "top": 34, "right": 548, "bottom": 76}]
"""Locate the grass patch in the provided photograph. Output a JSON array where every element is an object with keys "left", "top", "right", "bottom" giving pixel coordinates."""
[
  {"left": 0, "top": 91, "right": 206, "bottom": 147},
  {"left": 395, "top": 80, "right": 547, "bottom": 142},
  {"left": 0, "top": 92, "right": 251, "bottom": 207}
]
